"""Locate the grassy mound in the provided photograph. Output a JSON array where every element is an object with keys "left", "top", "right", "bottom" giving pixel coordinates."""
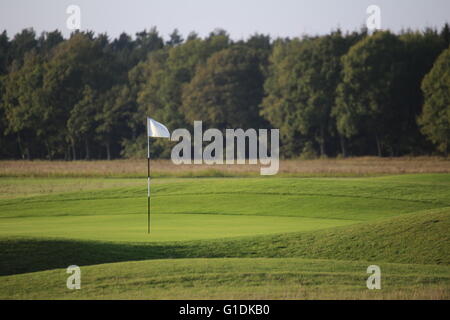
[
  {"left": 1, "top": 257, "right": 449, "bottom": 299},
  {"left": 1, "top": 208, "right": 448, "bottom": 276}
]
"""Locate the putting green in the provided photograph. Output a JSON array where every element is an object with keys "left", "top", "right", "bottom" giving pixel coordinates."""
[
  {"left": 1, "top": 175, "right": 449, "bottom": 242},
  {"left": 0, "top": 213, "right": 356, "bottom": 242}
]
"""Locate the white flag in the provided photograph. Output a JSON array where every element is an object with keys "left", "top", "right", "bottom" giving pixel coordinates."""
[{"left": 147, "top": 117, "right": 170, "bottom": 138}]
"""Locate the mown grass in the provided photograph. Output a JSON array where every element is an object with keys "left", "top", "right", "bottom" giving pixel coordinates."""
[
  {"left": 1, "top": 257, "right": 449, "bottom": 299},
  {"left": 0, "top": 173, "right": 449, "bottom": 299},
  {"left": 1, "top": 207, "right": 448, "bottom": 277},
  {"left": 1, "top": 175, "right": 449, "bottom": 244}
]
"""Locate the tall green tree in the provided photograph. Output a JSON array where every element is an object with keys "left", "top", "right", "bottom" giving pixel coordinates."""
[
  {"left": 38, "top": 30, "right": 64, "bottom": 57},
  {"left": 418, "top": 46, "right": 450, "bottom": 155},
  {"left": 2, "top": 51, "right": 46, "bottom": 159},
  {"left": 262, "top": 31, "right": 360, "bottom": 157},
  {"left": 396, "top": 30, "right": 447, "bottom": 154},
  {"left": 67, "top": 85, "right": 98, "bottom": 159},
  {"left": 9, "top": 28, "right": 38, "bottom": 70},
  {"left": 95, "top": 85, "right": 133, "bottom": 160},
  {"left": 334, "top": 31, "right": 404, "bottom": 156},
  {"left": 166, "top": 29, "right": 184, "bottom": 46},
  {"left": 259, "top": 38, "right": 302, "bottom": 157},
  {"left": 43, "top": 32, "right": 113, "bottom": 159},
  {"left": 0, "top": 31, "right": 10, "bottom": 75},
  {"left": 131, "top": 27, "right": 164, "bottom": 63},
  {"left": 182, "top": 46, "right": 266, "bottom": 129},
  {"left": 441, "top": 23, "right": 450, "bottom": 47}
]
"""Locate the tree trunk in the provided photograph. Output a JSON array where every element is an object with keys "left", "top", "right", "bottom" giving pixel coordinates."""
[
  {"left": 72, "top": 142, "right": 77, "bottom": 161},
  {"left": 17, "top": 133, "right": 25, "bottom": 159},
  {"left": 46, "top": 141, "right": 52, "bottom": 161},
  {"left": 85, "top": 139, "right": 90, "bottom": 160},
  {"left": 339, "top": 134, "right": 347, "bottom": 158},
  {"left": 318, "top": 126, "right": 326, "bottom": 157},
  {"left": 106, "top": 142, "right": 111, "bottom": 160},
  {"left": 375, "top": 134, "right": 382, "bottom": 157},
  {"left": 319, "top": 143, "right": 325, "bottom": 157},
  {"left": 445, "top": 139, "right": 449, "bottom": 157}
]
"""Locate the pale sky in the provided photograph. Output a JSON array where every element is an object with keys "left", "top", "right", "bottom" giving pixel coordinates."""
[{"left": 0, "top": 0, "right": 449, "bottom": 40}]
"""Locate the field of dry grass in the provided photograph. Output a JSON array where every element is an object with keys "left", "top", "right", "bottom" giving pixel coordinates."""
[{"left": 0, "top": 157, "right": 449, "bottom": 178}]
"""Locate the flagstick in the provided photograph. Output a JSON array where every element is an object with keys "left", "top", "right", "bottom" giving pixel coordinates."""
[
  {"left": 147, "top": 135, "right": 150, "bottom": 234},
  {"left": 146, "top": 117, "right": 170, "bottom": 234}
]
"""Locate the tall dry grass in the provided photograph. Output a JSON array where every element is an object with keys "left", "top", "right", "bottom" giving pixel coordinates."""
[{"left": 0, "top": 157, "right": 449, "bottom": 178}]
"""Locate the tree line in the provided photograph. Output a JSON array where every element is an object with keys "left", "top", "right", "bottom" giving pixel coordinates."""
[{"left": 0, "top": 25, "right": 449, "bottom": 160}]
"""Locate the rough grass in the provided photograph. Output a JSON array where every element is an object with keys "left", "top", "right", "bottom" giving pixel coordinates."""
[
  {"left": 1, "top": 157, "right": 450, "bottom": 178},
  {"left": 0, "top": 177, "right": 144, "bottom": 199}
]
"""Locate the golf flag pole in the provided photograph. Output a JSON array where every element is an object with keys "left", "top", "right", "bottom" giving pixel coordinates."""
[
  {"left": 147, "top": 117, "right": 170, "bottom": 234},
  {"left": 147, "top": 133, "right": 150, "bottom": 233}
]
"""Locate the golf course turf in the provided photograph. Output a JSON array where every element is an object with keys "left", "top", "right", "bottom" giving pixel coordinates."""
[{"left": 0, "top": 174, "right": 449, "bottom": 299}]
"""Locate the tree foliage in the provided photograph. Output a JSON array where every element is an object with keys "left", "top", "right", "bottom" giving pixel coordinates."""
[
  {"left": 262, "top": 31, "right": 362, "bottom": 157},
  {"left": 182, "top": 46, "right": 266, "bottom": 129},
  {"left": 418, "top": 46, "right": 450, "bottom": 154},
  {"left": 0, "top": 26, "right": 449, "bottom": 160}
]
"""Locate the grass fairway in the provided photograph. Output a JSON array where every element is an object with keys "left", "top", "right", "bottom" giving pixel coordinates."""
[
  {"left": 2, "top": 258, "right": 449, "bottom": 300},
  {"left": 0, "top": 173, "right": 449, "bottom": 299}
]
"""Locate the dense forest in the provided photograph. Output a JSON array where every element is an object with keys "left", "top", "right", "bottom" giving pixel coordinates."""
[{"left": 0, "top": 25, "right": 449, "bottom": 160}]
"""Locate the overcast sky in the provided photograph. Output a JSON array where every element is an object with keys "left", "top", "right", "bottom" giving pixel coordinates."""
[{"left": 1, "top": 0, "right": 449, "bottom": 40}]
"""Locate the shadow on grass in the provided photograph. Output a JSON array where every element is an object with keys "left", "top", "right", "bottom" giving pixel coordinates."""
[
  {"left": 0, "top": 238, "right": 214, "bottom": 276},
  {"left": 0, "top": 234, "right": 301, "bottom": 276}
]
